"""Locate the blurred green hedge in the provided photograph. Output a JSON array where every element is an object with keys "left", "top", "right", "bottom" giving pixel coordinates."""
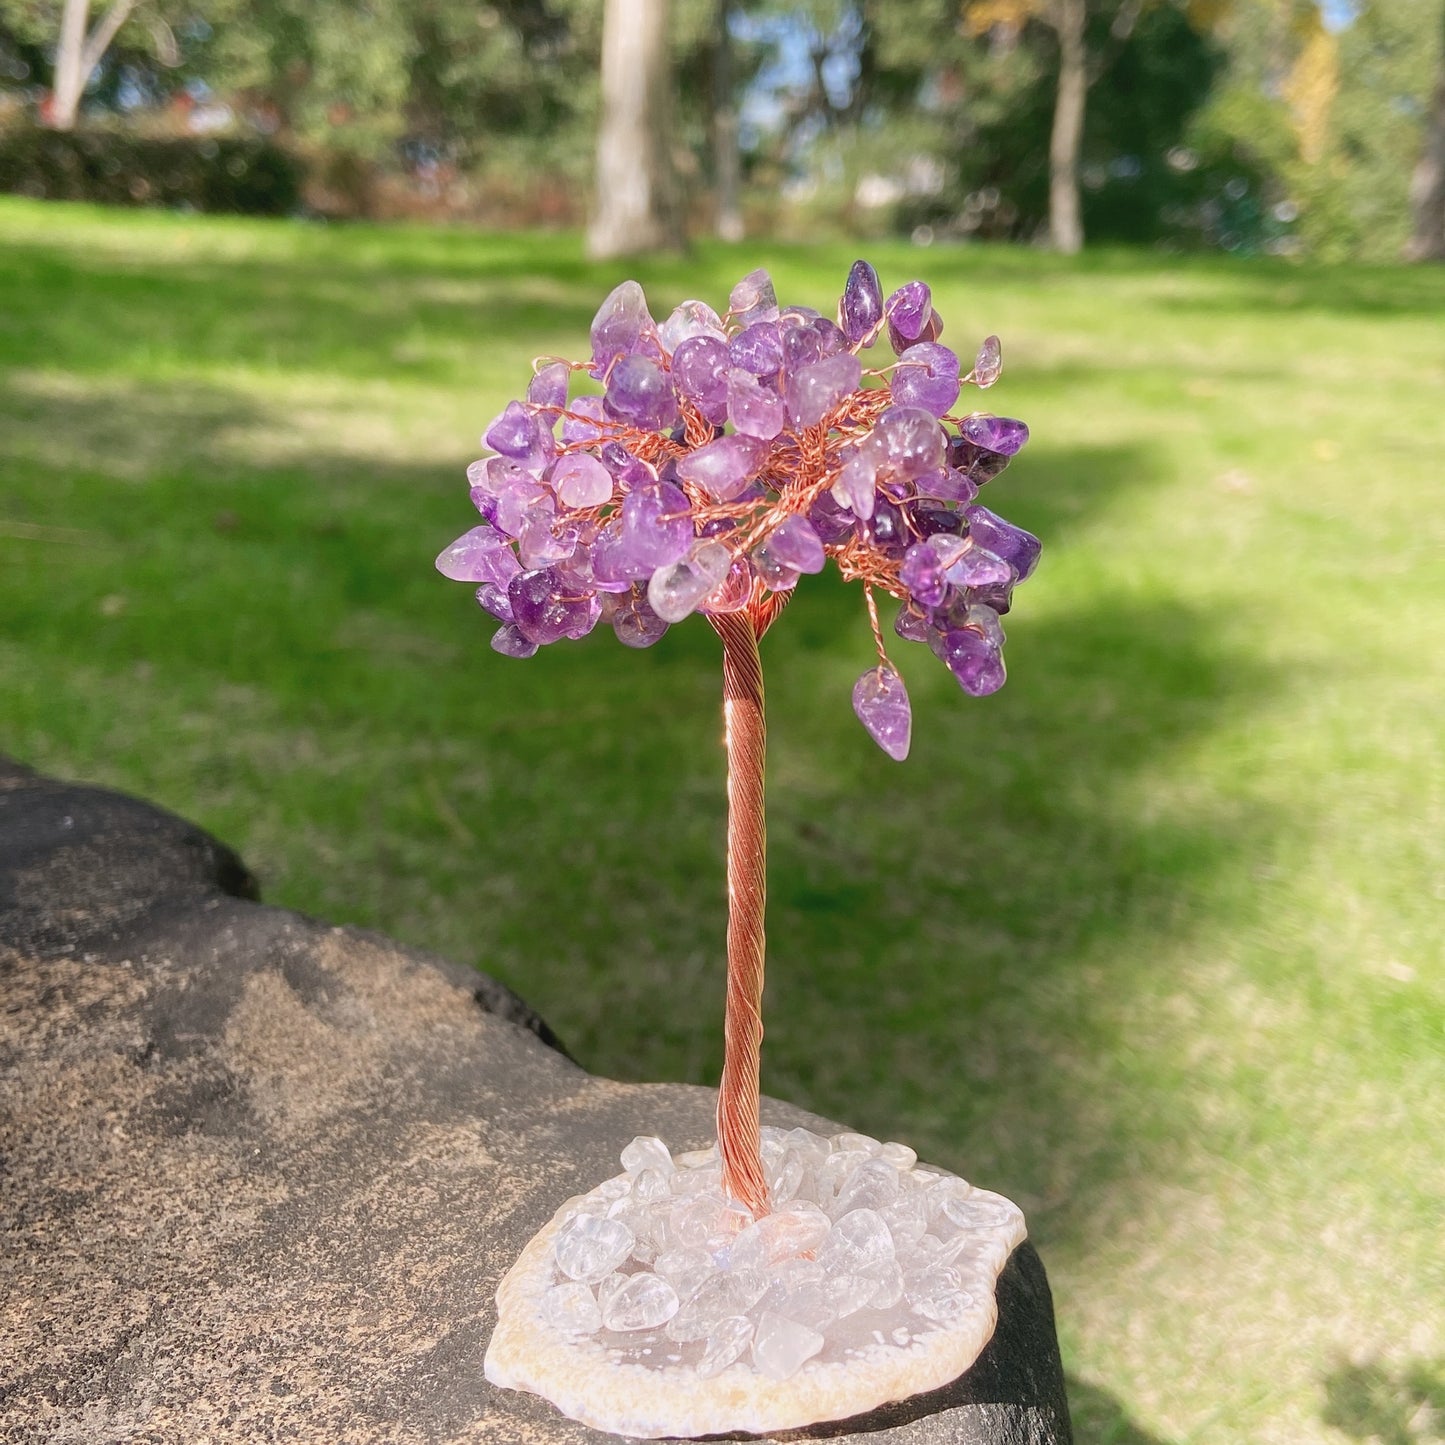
[{"left": 0, "top": 125, "right": 301, "bottom": 216}]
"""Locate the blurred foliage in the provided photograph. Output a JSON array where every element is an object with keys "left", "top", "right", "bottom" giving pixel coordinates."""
[
  {"left": 802, "top": 0, "right": 1439, "bottom": 257},
  {"left": 0, "top": 0, "right": 190, "bottom": 77},
  {"left": 0, "top": 118, "right": 299, "bottom": 210},
  {"left": 172, "top": 0, "right": 603, "bottom": 175},
  {"left": 875, "top": 1, "right": 1228, "bottom": 246},
  {"left": 1316, "top": 0, "right": 1438, "bottom": 260},
  {"left": 0, "top": 0, "right": 1439, "bottom": 256}
]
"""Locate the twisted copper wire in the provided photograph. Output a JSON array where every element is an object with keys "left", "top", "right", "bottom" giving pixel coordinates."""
[
  {"left": 704, "top": 584, "right": 791, "bottom": 1217},
  {"left": 707, "top": 608, "right": 771, "bottom": 1216}
]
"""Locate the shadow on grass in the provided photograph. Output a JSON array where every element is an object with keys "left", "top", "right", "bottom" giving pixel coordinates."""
[
  {"left": 1321, "top": 1358, "right": 1445, "bottom": 1445},
  {"left": 1067, "top": 1377, "right": 1177, "bottom": 1445},
  {"left": 751, "top": 580, "right": 1285, "bottom": 1243},
  {"left": 913, "top": 242, "right": 1445, "bottom": 319},
  {"left": 0, "top": 235, "right": 604, "bottom": 386},
  {"left": 8, "top": 217, "right": 1442, "bottom": 409},
  {"left": 1151, "top": 262, "right": 1445, "bottom": 320}
]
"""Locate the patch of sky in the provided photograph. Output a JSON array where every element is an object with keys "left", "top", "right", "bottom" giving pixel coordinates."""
[{"left": 733, "top": 6, "right": 863, "bottom": 149}]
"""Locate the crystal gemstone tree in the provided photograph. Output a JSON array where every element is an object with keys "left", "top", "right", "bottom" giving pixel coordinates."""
[{"left": 438, "top": 261, "right": 1041, "bottom": 1437}]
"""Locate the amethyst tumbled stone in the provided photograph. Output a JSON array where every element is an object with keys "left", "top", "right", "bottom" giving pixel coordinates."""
[
  {"left": 762, "top": 516, "right": 825, "bottom": 575},
  {"left": 620, "top": 481, "right": 695, "bottom": 571},
  {"left": 840, "top": 260, "right": 884, "bottom": 345},
  {"left": 590, "top": 279, "right": 653, "bottom": 378},
  {"left": 892, "top": 343, "right": 961, "bottom": 418},
  {"left": 729, "top": 323, "right": 784, "bottom": 380},
  {"left": 508, "top": 567, "right": 602, "bottom": 645},
  {"left": 941, "top": 627, "right": 1007, "bottom": 697},
  {"left": 964, "top": 505, "right": 1042, "bottom": 581},
  {"left": 727, "top": 368, "right": 786, "bottom": 439},
  {"left": 852, "top": 665, "right": 912, "bottom": 761},
  {"left": 671, "top": 335, "right": 731, "bottom": 423},
  {"left": 961, "top": 415, "right": 1030, "bottom": 456},
  {"left": 605, "top": 354, "right": 680, "bottom": 433}
]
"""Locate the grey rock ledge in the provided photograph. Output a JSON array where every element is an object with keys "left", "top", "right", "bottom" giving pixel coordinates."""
[{"left": 0, "top": 756, "right": 1072, "bottom": 1444}]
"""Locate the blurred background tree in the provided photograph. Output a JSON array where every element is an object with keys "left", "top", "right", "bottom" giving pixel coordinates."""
[
  {"left": 0, "top": 0, "right": 189, "bottom": 128},
  {"left": 588, "top": 0, "right": 684, "bottom": 255},
  {"left": 1407, "top": 3, "right": 1445, "bottom": 256},
  {"left": 0, "top": 0, "right": 1441, "bottom": 260}
]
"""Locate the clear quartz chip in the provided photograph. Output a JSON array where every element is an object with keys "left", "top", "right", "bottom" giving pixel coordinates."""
[
  {"left": 881, "top": 1141, "right": 918, "bottom": 1170},
  {"left": 730, "top": 1207, "right": 831, "bottom": 1272},
  {"left": 752, "top": 1310, "right": 825, "bottom": 1380},
  {"left": 648, "top": 540, "right": 731, "bottom": 623},
  {"left": 633, "top": 1166, "right": 671, "bottom": 1202},
  {"left": 540, "top": 1280, "right": 603, "bottom": 1334},
  {"left": 621, "top": 1136, "right": 675, "bottom": 1177},
  {"left": 868, "top": 1260, "right": 905, "bottom": 1310},
  {"left": 819, "top": 1208, "right": 894, "bottom": 1277},
  {"left": 832, "top": 1158, "right": 901, "bottom": 1216},
  {"left": 553, "top": 1213, "right": 634, "bottom": 1283},
  {"left": 698, "top": 1315, "right": 753, "bottom": 1378},
  {"left": 916, "top": 1288, "right": 977, "bottom": 1327},
  {"left": 654, "top": 1247, "right": 713, "bottom": 1300},
  {"left": 596, "top": 1270, "right": 629, "bottom": 1313},
  {"left": 828, "top": 1273, "right": 878, "bottom": 1318},
  {"left": 666, "top": 1269, "right": 770, "bottom": 1342},
  {"left": 601, "top": 1272, "right": 681, "bottom": 1332},
  {"left": 938, "top": 1195, "right": 1016, "bottom": 1232},
  {"left": 973, "top": 334, "right": 1002, "bottom": 387},
  {"left": 768, "top": 1151, "right": 806, "bottom": 1204},
  {"left": 767, "top": 1279, "right": 840, "bottom": 1331}
]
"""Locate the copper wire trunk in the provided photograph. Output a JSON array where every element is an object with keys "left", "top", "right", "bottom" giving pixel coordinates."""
[{"left": 710, "top": 610, "right": 771, "bottom": 1216}]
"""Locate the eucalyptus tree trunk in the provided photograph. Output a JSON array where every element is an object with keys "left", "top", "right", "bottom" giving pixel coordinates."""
[
  {"left": 51, "top": 0, "right": 91, "bottom": 130},
  {"left": 588, "top": 0, "right": 685, "bottom": 259},
  {"left": 1405, "top": 7, "right": 1445, "bottom": 261},
  {"left": 49, "top": 0, "right": 137, "bottom": 130},
  {"left": 713, "top": 0, "right": 744, "bottom": 242},
  {"left": 1047, "top": 0, "right": 1087, "bottom": 255}
]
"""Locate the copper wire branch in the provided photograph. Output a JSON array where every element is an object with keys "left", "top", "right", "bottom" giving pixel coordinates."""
[{"left": 539, "top": 385, "right": 927, "bottom": 610}]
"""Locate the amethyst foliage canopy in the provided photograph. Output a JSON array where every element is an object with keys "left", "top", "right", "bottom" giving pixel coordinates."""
[{"left": 436, "top": 261, "right": 1041, "bottom": 760}]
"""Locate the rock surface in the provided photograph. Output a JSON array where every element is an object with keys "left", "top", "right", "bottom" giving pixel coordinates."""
[{"left": 0, "top": 757, "right": 1072, "bottom": 1444}]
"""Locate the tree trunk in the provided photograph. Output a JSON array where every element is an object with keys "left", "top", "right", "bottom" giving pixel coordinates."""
[
  {"left": 1405, "top": 7, "right": 1445, "bottom": 262},
  {"left": 48, "top": 0, "right": 137, "bottom": 131},
  {"left": 588, "top": 0, "right": 685, "bottom": 259},
  {"left": 50, "top": 0, "right": 90, "bottom": 130},
  {"left": 1048, "top": 0, "right": 1087, "bottom": 256},
  {"left": 713, "top": 0, "right": 744, "bottom": 242}
]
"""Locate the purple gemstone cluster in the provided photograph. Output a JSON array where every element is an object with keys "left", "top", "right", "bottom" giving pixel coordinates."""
[{"left": 437, "top": 261, "right": 1040, "bottom": 760}]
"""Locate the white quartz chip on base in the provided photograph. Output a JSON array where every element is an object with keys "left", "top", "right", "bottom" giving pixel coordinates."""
[{"left": 484, "top": 1125, "right": 1027, "bottom": 1438}]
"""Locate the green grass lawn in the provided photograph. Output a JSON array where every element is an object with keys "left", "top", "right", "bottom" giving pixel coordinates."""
[{"left": 1, "top": 197, "right": 1441, "bottom": 1444}]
